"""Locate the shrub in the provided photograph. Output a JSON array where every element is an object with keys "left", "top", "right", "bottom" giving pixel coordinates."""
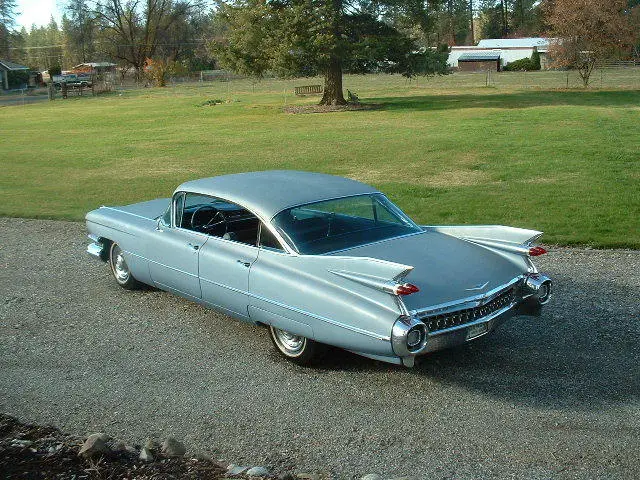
[
  {"left": 503, "top": 58, "right": 535, "bottom": 71},
  {"left": 504, "top": 49, "right": 542, "bottom": 72},
  {"left": 7, "top": 70, "right": 29, "bottom": 89}
]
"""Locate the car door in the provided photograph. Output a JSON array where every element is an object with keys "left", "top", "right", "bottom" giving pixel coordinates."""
[
  {"left": 147, "top": 193, "right": 207, "bottom": 299},
  {"left": 198, "top": 235, "right": 258, "bottom": 318}
]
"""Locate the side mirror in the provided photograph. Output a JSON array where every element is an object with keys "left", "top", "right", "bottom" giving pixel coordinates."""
[{"left": 156, "top": 219, "right": 164, "bottom": 232}]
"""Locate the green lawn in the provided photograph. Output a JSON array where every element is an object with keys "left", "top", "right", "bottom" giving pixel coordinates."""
[{"left": 1, "top": 72, "right": 639, "bottom": 248}]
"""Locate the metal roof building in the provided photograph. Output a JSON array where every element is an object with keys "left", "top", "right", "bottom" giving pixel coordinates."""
[
  {"left": 448, "top": 38, "right": 552, "bottom": 70},
  {"left": 477, "top": 38, "right": 550, "bottom": 49}
]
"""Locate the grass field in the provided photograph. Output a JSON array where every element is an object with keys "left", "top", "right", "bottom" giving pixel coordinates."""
[{"left": 1, "top": 71, "right": 639, "bottom": 248}]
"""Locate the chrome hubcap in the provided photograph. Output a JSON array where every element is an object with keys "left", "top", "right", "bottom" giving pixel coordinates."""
[
  {"left": 271, "top": 327, "right": 306, "bottom": 356},
  {"left": 112, "top": 247, "right": 130, "bottom": 283}
]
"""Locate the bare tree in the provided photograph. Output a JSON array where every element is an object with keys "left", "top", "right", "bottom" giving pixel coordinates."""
[
  {"left": 544, "top": 0, "right": 638, "bottom": 86},
  {"left": 90, "top": 0, "right": 198, "bottom": 80}
]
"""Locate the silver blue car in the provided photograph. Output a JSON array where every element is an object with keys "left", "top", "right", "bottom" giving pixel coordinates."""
[{"left": 86, "top": 171, "right": 552, "bottom": 367}]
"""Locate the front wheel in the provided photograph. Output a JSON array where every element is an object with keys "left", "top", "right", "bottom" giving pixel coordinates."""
[
  {"left": 269, "top": 326, "right": 325, "bottom": 366},
  {"left": 109, "top": 242, "right": 141, "bottom": 290}
]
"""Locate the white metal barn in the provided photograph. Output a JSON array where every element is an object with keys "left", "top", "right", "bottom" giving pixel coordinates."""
[{"left": 448, "top": 38, "right": 551, "bottom": 70}]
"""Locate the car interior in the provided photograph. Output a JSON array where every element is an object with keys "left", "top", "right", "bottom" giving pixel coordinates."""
[
  {"left": 177, "top": 193, "right": 282, "bottom": 250},
  {"left": 271, "top": 194, "right": 422, "bottom": 254}
]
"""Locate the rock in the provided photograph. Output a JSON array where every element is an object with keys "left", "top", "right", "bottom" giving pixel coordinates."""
[
  {"left": 361, "top": 475, "right": 383, "bottom": 480},
  {"left": 161, "top": 437, "right": 186, "bottom": 457},
  {"left": 278, "top": 474, "right": 297, "bottom": 480},
  {"left": 144, "top": 438, "right": 159, "bottom": 452},
  {"left": 139, "top": 447, "right": 154, "bottom": 462},
  {"left": 193, "top": 452, "right": 212, "bottom": 461},
  {"left": 10, "top": 439, "right": 34, "bottom": 448},
  {"left": 112, "top": 441, "right": 127, "bottom": 452},
  {"left": 125, "top": 445, "right": 138, "bottom": 454},
  {"left": 247, "top": 466, "right": 270, "bottom": 477},
  {"left": 78, "top": 433, "right": 111, "bottom": 459},
  {"left": 227, "top": 464, "right": 250, "bottom": 475}
]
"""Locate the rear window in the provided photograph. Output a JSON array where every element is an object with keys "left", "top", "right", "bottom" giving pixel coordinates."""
[{"left": 272, "top": 194, "right": 421, "bottom": 254}]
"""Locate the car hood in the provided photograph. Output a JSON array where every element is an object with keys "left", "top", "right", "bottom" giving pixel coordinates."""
[
  {"left": 115, "top": 198, "right": 171, "bottom": 220},
  {"left": 328, "top": 231, "right": 525, "bottom": 311}
]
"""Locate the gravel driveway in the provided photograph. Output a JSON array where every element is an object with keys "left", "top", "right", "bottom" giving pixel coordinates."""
[{"left": 1, "top": 218, "right": 638, "bottom": 479}]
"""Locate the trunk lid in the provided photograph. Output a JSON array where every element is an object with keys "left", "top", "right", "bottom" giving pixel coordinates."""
[{"left": 328, "top": 231, "right": 524, "bottom": 310}]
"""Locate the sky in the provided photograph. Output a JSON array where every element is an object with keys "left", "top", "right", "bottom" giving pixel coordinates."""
[{"left": 15, "top": 0, "right": 62, "bottom": 29}]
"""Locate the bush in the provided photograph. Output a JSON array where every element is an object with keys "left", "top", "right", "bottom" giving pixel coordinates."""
[
  {"left": 504, "top": 49, "right": 542, "bottom": 72},
  {"left": 503, "top": 58, "right": 535, "bottom": 71},
  {"left": 7, "top": 70, "right": 29, "bottom": 89}
]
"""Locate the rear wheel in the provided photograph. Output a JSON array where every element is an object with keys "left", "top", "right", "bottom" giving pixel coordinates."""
[
  {"left": 109, "top": 243, "right": 141, "bottom": 290},
  {"left": 269, "top": 326, "right": 325, "bottom": 366}
]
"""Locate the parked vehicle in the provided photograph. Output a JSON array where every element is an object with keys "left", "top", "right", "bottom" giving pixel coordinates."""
[
  {"left": 86, "top": 171, "right": 552, "bottom": 367},
  {"left": 52, "top": 73, "right": 92, "bottom": 88}
]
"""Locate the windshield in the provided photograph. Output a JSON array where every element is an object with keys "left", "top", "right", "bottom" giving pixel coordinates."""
[{"left": 272, "top": 194, "right": 422, "bottom": 254}]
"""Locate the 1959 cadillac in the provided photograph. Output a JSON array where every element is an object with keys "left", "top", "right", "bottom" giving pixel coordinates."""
[{"left": 86, "top": 171, "right": 552, "bottom": 367}]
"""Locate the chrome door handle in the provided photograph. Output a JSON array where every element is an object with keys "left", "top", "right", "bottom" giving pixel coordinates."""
[
  {"left": 188, "top": 243, "right": 200, "bottom": 251},
  {"left": 237, "top": 260, "right": 251, "bottom": 267}
]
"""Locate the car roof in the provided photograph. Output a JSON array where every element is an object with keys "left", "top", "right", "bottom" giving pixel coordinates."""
[{"left": 175, "top": 170, "right": 379, "bottom": 219}]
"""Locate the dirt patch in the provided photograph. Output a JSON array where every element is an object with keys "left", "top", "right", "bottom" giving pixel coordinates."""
[
  {"left": 0, "top": 414, "right": 227, "bottom": 479},
  {"left": 283, "top": 103, "right": 383, "bottom": 114}
]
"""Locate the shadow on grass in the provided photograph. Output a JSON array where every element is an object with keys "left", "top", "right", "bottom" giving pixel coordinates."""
[
  {"left": 315, "top": 272, "right": 639, "bottom": 410},
  {"left": 372, "top": 89, "right": 640, "bottom": 112}
]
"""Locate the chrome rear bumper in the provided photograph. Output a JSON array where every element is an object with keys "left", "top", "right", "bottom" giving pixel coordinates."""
[
  {"left": 420, "top": 301, "right": 517, "bottom": 354},
  {"left": 409, "top": 273, "right": 552, "bottom": 357}
]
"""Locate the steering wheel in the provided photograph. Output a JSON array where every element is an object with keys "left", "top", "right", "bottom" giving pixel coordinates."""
[{"left": 190, "top": 205, "right": 227, "bottom": 236}]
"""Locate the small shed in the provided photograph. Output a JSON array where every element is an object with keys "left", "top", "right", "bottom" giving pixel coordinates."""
[
  {"left": 0, "top": 60, "right": 30, "bottom": 90},
  {"left": 457, "top": 53, "right": 501, "bottom": 72}
]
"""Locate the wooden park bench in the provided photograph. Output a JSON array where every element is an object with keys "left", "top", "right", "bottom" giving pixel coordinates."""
[{"left": 294, "top": 84, "right": 323, "bottom": 96}]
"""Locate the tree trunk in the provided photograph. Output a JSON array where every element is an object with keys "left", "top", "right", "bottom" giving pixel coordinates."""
[{"left": 319, "top": 56, "right": 346, "bottom": 106}]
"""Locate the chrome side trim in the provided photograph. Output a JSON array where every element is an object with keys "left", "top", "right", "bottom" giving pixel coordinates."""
[
  {"left": 130, "top": 247, "right": 391, "bottom": 342},
  {"left": 127, "top": 250, "right": 199, "bottom": 278},
  {"left": 410, "top": 276, "right": 524, "bottom": 317},
  {"left": 427, "top": 302, "right": 516, "bottom": 337}
]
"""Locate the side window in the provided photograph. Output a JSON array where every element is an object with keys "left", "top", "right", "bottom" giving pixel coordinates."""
[
  {"left": 258, "top": 223, "right": 285, "bottom": 252},
  {"left": 180, "top": 192, "right": 260, "bottom": 247}
]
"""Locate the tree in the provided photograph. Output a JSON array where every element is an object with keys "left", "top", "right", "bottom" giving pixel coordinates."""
[
  {"left": 530, "top": 46, "right": 540, "bottom": 69},
  {"left": 211, "top": 0, "right": 449, "bottom": 105},
  {"left": 63, "top": 0, "right": 97, "bottom": 64},
  {"left": 544, "top": 0, "right": 638, "bottom": 86},
  {"left": 90, "top": 1, "right": 200, "bottom": 80},
  {"left": 0, "top": 0, "right": 18, "bottom": 58}
]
